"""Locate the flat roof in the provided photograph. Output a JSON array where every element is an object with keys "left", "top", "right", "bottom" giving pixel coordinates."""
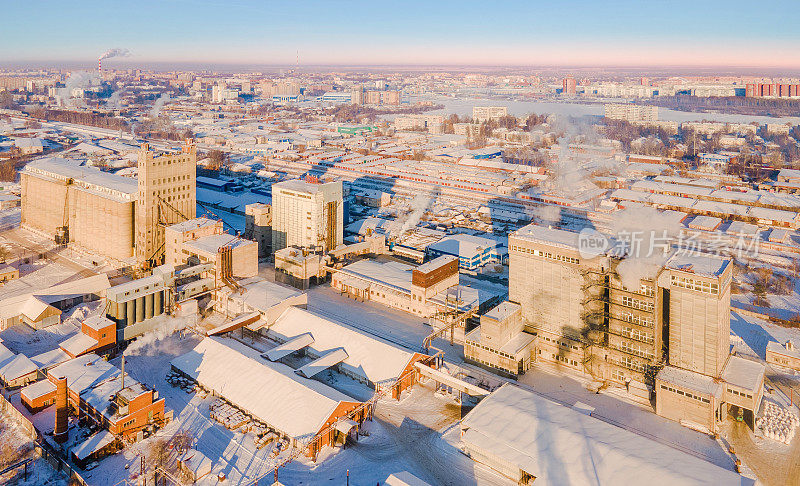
[
  {"left": 721, "top": 355, "right": 765, "bottom": 392},
  {"left": 415, "top": 254, "right": 458, "bottom": 274},
  {"left": 656, "top": 366, "right": 722, "bottom": 397},
  {"left": 483, "top": 301, "right": 520, "bottom": 322},
  {"left": 462, "top": 383, "right": 741, "bottom": 486},
  {"left": 511, "top": 224, "right": 580, "bottom": 251},
  {"left": 184, "top": 233, "right": 255, "bottom": 255},
  {"left": 665, "top": 252, "right": 730, "bottom": 278},
  {"left": 23, "top": 157, "right": 137, "bottom": 202},
  {"left": 167, "top": 217, "right": 220, "bottom": 234}
]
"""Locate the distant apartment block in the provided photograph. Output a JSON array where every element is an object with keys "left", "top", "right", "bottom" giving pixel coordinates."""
[
  {"left": 604, "top": 103, "right": 658, "bottom": 122},
  {"left": 472, "top": 106, "right": 508, "bottom": 122},
  {"left": 746, "top": 83, "right": 800, "bottom": 98}
]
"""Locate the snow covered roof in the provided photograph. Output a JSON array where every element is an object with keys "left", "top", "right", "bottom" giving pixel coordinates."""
[
  {"left": 72, "top": 430, "right": 116, "bottom": 462},
  {"left": 23, "top": 158, "right": 137, "bottom": 202},
  {"left": 665, "top": 252, "right": 730, "bottom": 278},
  {"left": 21, "top": 379, "right": 56, "bottom": 401},
  {"left": 656, "top": 366, "right": 722, "bottom": 397},
  {"left": 721, "top": 355, "right": 765, "bottom": 392},
  {"left": 0, "top": 343, "right": 15, "bottom": 368},
  {"left": 228, "top": 278, "right": 303, "bottom": 314},
  {"left": 171, "top": 336, "right": 356, "bottom": 440},
  {"left": 30, "top": 348, "right": 72, "bottom": 370},
  {"left": 338, "top": 259, "right": 415, "bottom": 294},
  {"left": 461, "top": 384, "right": 741, "bottom": 485},
  {"left": 0, "top": 354, "right": 37, "bottom": 381},
  {"left": 167, "top": 217, "right": 219, "bottom": 234},
  {"left": 267, "top": 307, "right": 417, "bottom": 385},
  {"left": 49, "top": 354, "right": 121, "bottom": 395},
  {"left": 767, "top": 341, "right": 800, "bottom": 360},
  {"left": 511, "top": 224, "right": 581, "bottom": 251},
  {"left": 384, "top": 471, "right": 432, "bottom": 486},
  {"left": 184, "top": 233, "right": 255, "bottom": 255},
  {"left": 59, "top": 333, "right": 97, "bottom": 357},
  {"left": 427, "top": 234, "right": 502, "bottom": 259},
  {"left": 264, "top": 333, "right": 314, "bottom": 361},
  {"left": 295, "top": 347, "right": 348, "bottom": 378}
]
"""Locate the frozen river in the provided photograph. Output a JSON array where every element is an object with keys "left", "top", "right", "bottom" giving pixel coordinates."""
[{"left": 410, "top": 95, "right": 800, "bottom": 125}]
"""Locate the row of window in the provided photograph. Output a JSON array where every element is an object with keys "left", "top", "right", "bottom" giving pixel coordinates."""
[
  {"left": 541, "top": 335, "right": 580, "bottom": 351},
  {"left": 671, "top": 275, "right": 719, "bottom": 295},
  {"left": 466, "top": 341, "right": 516, "bottom": 360},
  {"left": 727, "top": 387, "right": 754, "bottom": 400},
  {"left": 660, "top": 384, "right": 711, "bottom": 403},
  {"left": 620, "top": 327, "right": 654, "bottom": 344},
  {"left": 618, "top": 312, "right": 654, "bottom": 328},
  {"left": 620, "top": 295, "right": 654, "bottom": 312},
  {"left": 510, "top": 245, "right": 580, "bottom": 265},
  {"left": 619, "top": 341, "right": 654, "bottom": 360}
]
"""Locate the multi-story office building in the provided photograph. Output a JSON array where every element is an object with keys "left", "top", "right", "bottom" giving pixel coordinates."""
[
  {"left": 271, "top": 179, "right": 343, "bottom": 253},
  {"left": 135, "top": 143, "right": 197, "bottom": 264},
  {"left": 604, "top": 103, "right": 658, "bottom": 122},
  {"left": 472, "top": 106, "right": 508, "bottom": 122}
]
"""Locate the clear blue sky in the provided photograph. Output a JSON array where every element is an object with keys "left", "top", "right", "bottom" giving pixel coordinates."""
[{"left": 2, "top": 0, "right": 799, "bottom": 67}]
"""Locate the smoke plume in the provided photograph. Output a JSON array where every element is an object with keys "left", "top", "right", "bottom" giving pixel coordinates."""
[
  {"left": 100, "top": 48, "right": 131, "bottom": 60},
  {"left": 150, "top": 93, "right": 170, "bottom": 117},
  {"left": 123, "top": 316, "right": 187, "bottom": 357}
]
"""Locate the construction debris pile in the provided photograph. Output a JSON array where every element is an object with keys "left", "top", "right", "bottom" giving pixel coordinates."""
[{"left": 756, "top": 402, "right": 799, "bottom": 444}]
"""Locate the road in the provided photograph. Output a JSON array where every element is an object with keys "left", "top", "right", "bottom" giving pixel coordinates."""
[{"left": 729, "top": 420, "right": 800, "bottom": 486}]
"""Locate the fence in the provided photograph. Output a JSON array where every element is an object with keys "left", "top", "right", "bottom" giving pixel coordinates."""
[{"left": 0, "top": 392, "right": 89, "bottom": 485}]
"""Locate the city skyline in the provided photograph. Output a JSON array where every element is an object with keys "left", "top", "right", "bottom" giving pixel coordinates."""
[{"left": 3, "top": 0, "right": 800, "bottom": 68}]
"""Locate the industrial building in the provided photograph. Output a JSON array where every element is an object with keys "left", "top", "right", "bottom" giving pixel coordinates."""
[
  {"left": 20, "top": 157, "right": 137, "bottom": 260},
  {"left": 0, "top": 274, "right": 110, "bottom": 330},
  {"left": 135, "top": 142, "right": 197, "bottom": 264},
  {"left": 165, "top": 217, "right": 258, "bottom": 281},
  {"left": 332, "top": 255, "right": 500, "bottom": 318},
  {"left": 258, "top": 306, "right": 432, "bottom": 396},
  {"left": 21, "top": 354, "right": 167, "bottom": 443},
  {"left": 464, "top": 301, "right": 535, "bottom": 377},
  {"left": 244, "top": 202, "right": 272, "bottom": 257},
  {"left": 426, "top": 233, "right": 506, "bottom": 270},
  {"left": 20, "top": 142, "right": 197, "bottom": 264},
  {"left": 271, "top": 179, "right": 343, "bottom": 253},
  {"left": 507, "top": 223, "right": 767, "bottom": 433},
  {"left": 171, "top": 336, "right": 369, "bottom": 459},
  {"left": 460, "top": 384, "right": 743, "bottom": 485}
]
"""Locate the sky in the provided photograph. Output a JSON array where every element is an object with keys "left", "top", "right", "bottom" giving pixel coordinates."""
[{"left": 2, "top": 0, "right": 799, "bottom": 68}]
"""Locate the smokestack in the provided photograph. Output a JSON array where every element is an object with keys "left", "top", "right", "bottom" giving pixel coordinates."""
[
  {"left": 121, "top": 355, "right": 125, "bottom": 390},
  {"left": 98, "top": 58, "right": 102, "bottom": 73},
  {"left": 54, "top": 377, "right": 69, "bottom": 443}
]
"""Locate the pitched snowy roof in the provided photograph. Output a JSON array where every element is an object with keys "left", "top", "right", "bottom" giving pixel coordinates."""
[
  {"left": 0, "top": 354, "right": 37, "bottom": 381},
  {"left": 59, "top": 333, "right": 97, "bottom": 357},
  {"left": 72, "top": 430, "right": 116, "bottom": 462},
  {"left": 295, "top": 348, "right": 348, "bottom": 378},
  {"left": 461, "top": 384, "right": 741, "bottom": 486},
  {"left": 267, "top": 307, "right": 417, "bottom": 385},
  {"left": 171, "top": 336, "right": 356, "bottom": 440}
]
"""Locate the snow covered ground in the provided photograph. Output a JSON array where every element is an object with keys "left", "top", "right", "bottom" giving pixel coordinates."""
[{"left": 0, "top": 409, "right": 67, "bottom": 486}]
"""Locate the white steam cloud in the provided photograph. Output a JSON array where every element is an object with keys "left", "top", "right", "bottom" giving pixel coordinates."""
[
  {"left": 150, "top": 93, "right": 170, "bottom": 117},
  {"left": 100, "top": 48, "right": 131, "bottom": 60},
  {"left": 58, "top": 71, "right": 100, "bottom": 107},
  {"left": 609, "top": 206, "right": 683, "bottom": 289},
  {"left": 123, "top": 315, "right": 188, "bottom": 357},
  {"left": 396, "top": 192, "right": 435, "bottom": 237}
]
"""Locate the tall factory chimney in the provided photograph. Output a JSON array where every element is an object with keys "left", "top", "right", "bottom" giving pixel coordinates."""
[
  {"left": 54, "top": 377, "right": 69, "bottom": 443},
  {"left": 98, "top": 58, "right": 102, "bottom": 73}
]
